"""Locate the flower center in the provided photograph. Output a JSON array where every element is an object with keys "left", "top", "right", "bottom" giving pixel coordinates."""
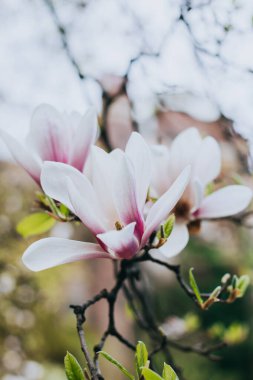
[
  {"left": 115, "top": 221, "right": 123, "bottom": 230},
  {"left": 174, "top": 200, "right": 191, "bottom": 221}
]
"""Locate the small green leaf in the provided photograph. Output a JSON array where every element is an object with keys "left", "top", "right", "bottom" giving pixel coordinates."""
[
  {"left": 236, "top": 275, "right": 250, "bottom": 297},
  {"left": 99, "top": 351, "right": 134, "bottom": 380},
  {"left": 157, "top": 214, "right": 175, "bottom": 240},
  {"left": 64, "top": 351, "right": 85, "bottom": 380},
  {"left": 141, "top": 367, "right": 163, "bottom": 380},
  {"left": 205, "top": 182, "right": 215, "bottom": 196},
  {"left": 135, "top": 341, "right": 149, "bottom": 377},
  {"left": 60, "top": 203, "right": 70, "bottom": 217},
  {"left": 16, "top": 213, "right": 56, "bottom": 238},
  {"left": 162, "top": 363, "right": 178, "bottom": 380},
  {"left": 163, "top": 214, "right": 175, "bottom": 238},
  {"left": 189, "top": 268, "right": 203, "bottom": 305}
]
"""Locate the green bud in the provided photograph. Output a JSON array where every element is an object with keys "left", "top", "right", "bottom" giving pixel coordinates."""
[
  {"left": 236, "top": 275, "right": 250, "bottom": 298},
  {"left": 232, "top": 275, "right": 238, "bottom": 289},
  {"left": 221, "top": 273, "right": 231, "bottom": 284}
]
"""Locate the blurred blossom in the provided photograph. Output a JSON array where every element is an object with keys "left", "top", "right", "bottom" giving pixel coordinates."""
[
  {"left": 4, "top": 336, "right": 21, "bottom": 351},
  {"left": 0, "top": 105, "right": 99, "bottom": 185},
  {"left": 3, "top": 350, "right": 22, "bottom": 371},
  {"left": 16, "top": 285, "right": 36, "bottom": 304},
  {"left": 4, "top": 193, "right": 23, "bottom": 214},
  {"left": 161, "top": 316, "right": 187, "bottom": 339},
  {"left": 1, "top": 0, "right": 253, "bottom": 161},
  {"left": 99, "top": 74, "right": 125, "bottom": 97},
  {"left": 0, "top": 273, "right": 16, "bottom": 294},
  {"left": 107, "top": 95, "right": 133, "bottom": 149},
  {"left": 158, "top": 91, "right": 220, "bottom": 123},
  {"left": 22, "top": 361, "right": 44, "bottom": 380},
  {"left": 49, "top": 223, "right": 74, "bottom": 239},
  {"left": 5, "top": 307, "right": 35, "bottom": 329},
  {"left": 150, "top": 128, "right": 252, "bottom": 257}
]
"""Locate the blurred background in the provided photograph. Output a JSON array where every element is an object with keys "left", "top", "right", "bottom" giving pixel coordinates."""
[{"left": 1, "top": 1, "right": 253, "bottom": 379}]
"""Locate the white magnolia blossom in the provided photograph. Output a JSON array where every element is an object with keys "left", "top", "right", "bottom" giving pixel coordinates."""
[
  {"left": 150, "top": 128, "right": 253, "bottom": 258},
  {"left": 22, "top": 132, "right": 191, "bottom": 271},
  {"left": 0, "top": 104, "right": 98, "bottom": 185}
]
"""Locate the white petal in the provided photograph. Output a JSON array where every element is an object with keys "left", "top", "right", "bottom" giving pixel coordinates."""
[
  {"left": 170, "top": 128, "right": 201, "bottom": 177},
  {"left": 126, "top": 132, "right": 152, "bottom": 210},
  {"left": 69, "top": 107, "right": 98, "bottom": 171},
  {"left": 67, "top": 178, "right": 107, "bottom": 235},
  {"left": 41, "top": 162, "right": 106, "bottom": 234},
  {"left": 196, "top": 185, "right": 253, "bottom": 219},
  {"left": 97, "top": 222, "right": 139, "bottom": 259},
  {"left": 190, "top": 179, "right": 204, "bottom": 212},
  {"left": 90, "top": 146, "right": 118, "bottom": 226},
  {"left": 41, "top": 162, "right": 88, "bottom": 212},
  {"left": 28, "top": 104, "right": 69, "bottom": 162},
  {"left": 142, "top": 166, "right": 191, "bottom": 244},
  {"left": 113, "top": 154, "right": 144, "bottom": 239},
  {"left": 0, "top": 129, "right": 42, "bottom": 184},
  {"left": 157, "top": 223, "right": 189, "bottom": 258},
  {"left": 22, "top": 238, "right": 109, "bottom": 271},
  {"left": 150, "top": 145, "right": 170, "bottom": 197},
  {"left": 193, "top": 136, "right": 221, "bottom": 186}
]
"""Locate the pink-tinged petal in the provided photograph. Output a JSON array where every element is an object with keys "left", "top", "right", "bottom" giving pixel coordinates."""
[
  {"left": 142, "top": 166, "right": 191, "bottom": 244},
  {"left": 196, "top": 185, "right": 253, "bottom": 219},
  {"left": 69, "top": 107, "right": 98, "bottom": 171},
  {"left": 157, "top": 223, "right": 189, "bottom": 258},
  {"left": 0, "top": 129, "right": 42, "bottom": 184},
  {"left": 113, "top": 154, "right": 144, "bottom": 240},
  {"left": 125, "top": 132, "right": 152, "bottom": 210},
  {"left": 193, "top": 136, "right": 221, "bottom": 186},
  {"left": 67, "top": 178, "right": 107, "bottom": 235},
  {"left": 22, "top": 238, "right": 109, "bottom": 271},
  {"left": 28, "top": 104, "right": 69, "bottom": 162},
  {"left": 170, "top": 128, "right": 201, "bottom": 177},
  {"left": 41, "top": 162, "right": 88, "bottom": 212},
  {"left": 97, "top": 222, "right": 139, "bottom": 259}
]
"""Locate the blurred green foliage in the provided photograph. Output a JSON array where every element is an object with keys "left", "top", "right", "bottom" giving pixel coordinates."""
[{"left": 1, "top": 162, "right": 253, "bottom": 380}]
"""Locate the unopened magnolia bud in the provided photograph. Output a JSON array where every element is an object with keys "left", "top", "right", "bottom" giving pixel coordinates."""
[{"left": 221, "top": 273, "right": 231, "bottom": 284}]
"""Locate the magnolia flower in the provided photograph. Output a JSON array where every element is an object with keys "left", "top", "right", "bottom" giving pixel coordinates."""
[
  {"left": 0, "top": 104, "right": 98, "bottom": 185},
  {"left": 22, "top": 132, "right": 191, "bottom": 271},
  {"left": 150, "top": 128, "right": 253, "bottom": 257}
]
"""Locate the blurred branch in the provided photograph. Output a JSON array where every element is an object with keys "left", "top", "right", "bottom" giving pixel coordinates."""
[{"left": 43, "top": 0, "right": 89, "bottom": 81}]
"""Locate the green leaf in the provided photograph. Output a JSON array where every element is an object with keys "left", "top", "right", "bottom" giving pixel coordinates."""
[
  {"left": 189, "top": 268, "right": 203, "bottom": 305},
  {"left": 162, "top": 363, "right": 178, "bottom": 380},
  {"left": 60, "top": 203, "right": 70, "bottom": 217},
  {"left": 163, "top": 214, "right": 175, "bottom": 239},
  {"left": 99, "top": 351, "right": 134, "bottom": 380},
  {"left": 205, "top": 182, "right": 215, "bottom": 196},
  {"left": 135, "top": 341, "right": 149, "bottom": 377},
  {"left": 141, "top": 367, "right": 163, "bottom": 380},
  {"left": 64, "top": 351, "right": 85, "bottom": 380},
  {"left": 157, "top": 214, "right": 175, "bottom": 240},
  {"left": 16, "top": 213, "right": 56, "bottom": 238}
]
